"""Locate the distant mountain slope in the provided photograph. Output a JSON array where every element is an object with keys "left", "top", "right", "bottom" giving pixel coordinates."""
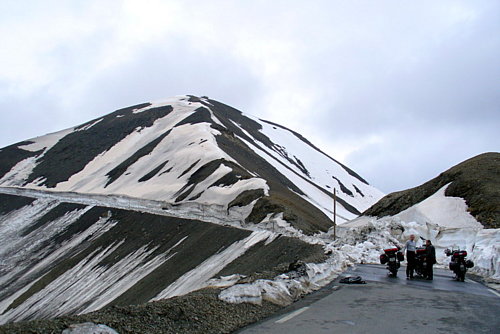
[
  {"left": 0, "top": 95, "right": 383, "bottom": 233},
  {"left": 363, "top": 152, "right": 500, "bottom": 228}
]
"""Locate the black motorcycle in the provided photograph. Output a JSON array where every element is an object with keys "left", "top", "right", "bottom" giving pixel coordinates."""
[
  {"left": 414, "top": 246, "right": 429, "bottom": 278},
  {"left": 380, "top": 247, "right": 404, "bottom": 277},
  {"left": 445, "top": 248, "right": 474, "bottom": 282}
]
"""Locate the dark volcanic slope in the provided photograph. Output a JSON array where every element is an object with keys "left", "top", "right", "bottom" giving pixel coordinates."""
[{"left": 363, "top": 152, "right": 500, "bottom": 228}]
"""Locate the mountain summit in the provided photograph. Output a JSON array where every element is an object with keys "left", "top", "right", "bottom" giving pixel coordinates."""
[{"left": 0, "top": 95, "right": 382, "bottom": 233}]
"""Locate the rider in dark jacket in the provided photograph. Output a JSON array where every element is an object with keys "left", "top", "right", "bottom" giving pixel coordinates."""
[{"left": 425, "top": 240, "right": 436, "bottom": 280}]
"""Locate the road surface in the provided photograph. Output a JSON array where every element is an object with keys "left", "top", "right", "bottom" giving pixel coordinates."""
[{"left": 237, "top": 264, "right": 500, "bottom": 334}]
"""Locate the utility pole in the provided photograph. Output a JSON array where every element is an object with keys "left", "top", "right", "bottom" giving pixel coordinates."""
[{"left": 333, "top": 187, "right": 337, "bottom": 240}]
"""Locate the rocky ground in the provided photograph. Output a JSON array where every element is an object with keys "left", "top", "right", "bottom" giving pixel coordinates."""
[{"left": 0, "top": 287, "right": 283, "bottom": 334}]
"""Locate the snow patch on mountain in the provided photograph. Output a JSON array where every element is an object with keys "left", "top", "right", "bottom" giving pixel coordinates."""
[
  {"left": 0, "top": 198, "right": 115, "bottom": 291},
  {"left": 17, "top": 128, "right": 74, "bottom": 153},
  {"left": 0, "top": 157, "right": 39, "bottom": 187},
  {"left": 258, "top": 120, "right": 379, "bottom": 212},
  {"left": 394, "top": 183, "right": 483, "bottom": 229}
]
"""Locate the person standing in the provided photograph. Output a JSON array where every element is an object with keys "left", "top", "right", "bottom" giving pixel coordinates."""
[
  {"left": 403, "top": 234, "right": 417, "bottom": 279},
  {"left": 425, "top": 239, "right": 436, "bottom": 280}
]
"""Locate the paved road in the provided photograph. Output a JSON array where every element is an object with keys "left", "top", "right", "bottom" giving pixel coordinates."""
[{"left": 237, "top": 264, "right": 500, "bottom": 334}]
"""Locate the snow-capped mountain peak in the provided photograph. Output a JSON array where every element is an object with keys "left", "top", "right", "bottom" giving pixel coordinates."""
[{"left": 1, "top": 95, "right": 383, "bottom": 231}]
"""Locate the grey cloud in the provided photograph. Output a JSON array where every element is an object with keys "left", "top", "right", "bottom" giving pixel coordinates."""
[
  {"left": 344, "top": 121, "right": 499, "bottom": 193},
  {"left": 74, "top": 38, "right": 265, "bottom": 120},
  {"left": 0, "top": 0, "right": 498, "bottom": 194},
  {"left": 0, "top": 83, "right": 64, "bottom": 147},
  {"left": 0, "top": 34, "right": 264, "bottom": 148}
]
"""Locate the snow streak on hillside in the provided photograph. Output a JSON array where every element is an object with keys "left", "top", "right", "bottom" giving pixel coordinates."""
[{"left": 0, "top": 190, "right": 326, "bottom": 324}]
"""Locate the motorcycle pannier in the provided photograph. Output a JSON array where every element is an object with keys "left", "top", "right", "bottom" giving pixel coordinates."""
[
  {"left": 380, "top": 254, "right": 388, "bottom": 264},
  {"left": 465, "top": 260, "right": 474, "bottom": 268},
  {"left": 449, "top": 261, "right": 459, "bottom": 271},
  {"left": 397, "top": 251, "right": 404, "bottom": 262}
]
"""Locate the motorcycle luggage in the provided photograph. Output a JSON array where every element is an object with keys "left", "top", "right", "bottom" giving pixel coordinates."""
[
  {"left": 380, "top": 254, "right": 388, "bottom": 264},
  {"left": 466, "top": 260, "right": 474, "bottom": 268},
  {"left": 416, "top": 248, "right": 426, "bottom": 255},
  {"left": 453, "top": 250, "right": 467, "bottom": 257},
  {"left": 449, "top": 261, "right": 458, "bottom": 271},
  {"left": 397, "top": 251, "right": 404, "bottom": 262},
  {"left": 384, "top": 247, "right": 399, "bottom": 254},
  {"left": 339, "top": 276, "right": 366, "bottom": 284}
]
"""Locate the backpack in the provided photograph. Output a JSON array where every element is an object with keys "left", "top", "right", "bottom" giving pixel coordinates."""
[{"left": 339, "top": 276, "right": 366, "bottom": 284}]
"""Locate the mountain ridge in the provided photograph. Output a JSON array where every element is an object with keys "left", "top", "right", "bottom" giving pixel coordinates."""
[{"left": 362, "top": 152, "right": 500, "bottom": 228}]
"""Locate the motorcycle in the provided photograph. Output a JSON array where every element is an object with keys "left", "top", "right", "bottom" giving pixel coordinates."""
[
  {"left": 445, "top": 248, "right": 474, "bottom": 282},
  {"left": 380, "top": 247, "right": 404, "bottom": 277},
  {"left": 414, "top": 246, "right": 429, "bottom": 279}
]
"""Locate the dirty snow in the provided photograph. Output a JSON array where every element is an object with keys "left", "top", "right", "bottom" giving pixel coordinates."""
[{"left": 61, "top": 322, "right": 119, "bottom": 334}]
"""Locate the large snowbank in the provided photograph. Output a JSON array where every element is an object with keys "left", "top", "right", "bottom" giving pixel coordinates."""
[
  {"left": 217, "top": 184, "right": 499, "bottom": 307},
  {"left": 218, "top": 257, "right": 350, "bottom": 306},
  {"left": 335, "top": 184, "right": 499, "bottom": 281}
]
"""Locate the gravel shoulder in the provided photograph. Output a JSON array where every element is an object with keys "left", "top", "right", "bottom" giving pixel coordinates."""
[{"left": 0, "top": 288, "right": 283, "bottom": 334}]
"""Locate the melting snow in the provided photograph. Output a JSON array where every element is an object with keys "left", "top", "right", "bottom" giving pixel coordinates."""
[
  {"left": 0, "top": 240, "right": 177, "bottom": 323},
  {"left": 151, "top": 231, "right": 273, "bottom": 301}
]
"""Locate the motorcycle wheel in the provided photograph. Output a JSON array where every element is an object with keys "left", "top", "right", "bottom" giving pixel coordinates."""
[{"left": 460, "top": 271, "right": 465, "bottom": 282}]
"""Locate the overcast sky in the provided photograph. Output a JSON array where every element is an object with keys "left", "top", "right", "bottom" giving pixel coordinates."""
[{"left": 0, "top": 0, "right": 498, "bottom": 193}]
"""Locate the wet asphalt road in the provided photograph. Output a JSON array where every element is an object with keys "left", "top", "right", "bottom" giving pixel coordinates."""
[{"left": 237, "top": 264, "right": 500, "bottom": 334}]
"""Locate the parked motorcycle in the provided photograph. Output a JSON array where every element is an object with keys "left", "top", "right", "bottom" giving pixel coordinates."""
[
  {"left": 380, "top": 247, "right": 404, "bottom": 277},
  {"left": 414, "top": 246, "right": 429, "bottom": 278},
  {"left": 445, "top": 248, "right": 474, "bottom": 282}
]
